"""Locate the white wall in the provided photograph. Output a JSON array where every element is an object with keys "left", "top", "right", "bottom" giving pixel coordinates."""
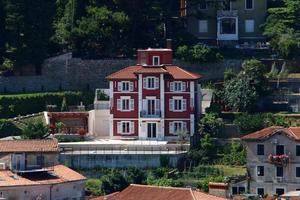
[{"left": 88, "top": 109, "right": 110, "bottom": 138}]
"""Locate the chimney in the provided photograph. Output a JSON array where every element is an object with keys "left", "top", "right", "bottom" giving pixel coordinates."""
[{"left": 166, "top": 39, "right": 172, "bottom": 50}]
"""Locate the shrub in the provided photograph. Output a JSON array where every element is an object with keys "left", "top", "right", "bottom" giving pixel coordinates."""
[
  {"left": 85, "top": 179, "right": 103, "bottom": 196},
  {"left": 223, "top": 142, "right": 246, "bottom": 166},
  {"left": 0, "top": 90, "right": 102, "bottom": 118},
  {"left": 21, "top": 120, "right": 49, "bottom": 139},
  {"left": 0, "top": 119, "right": 22, "bottom": 138},
  {"left": 160, "top": 155, "right": 170, "bottom": 168},
  {"left": 146, "top": 177, "right": 183, "bottom": 187},
  {"left": 197, "top": 176, "right": 225, "bottom": 192},
  {"left": 176, "top": 44, "right": 223, "bottom": 63}
]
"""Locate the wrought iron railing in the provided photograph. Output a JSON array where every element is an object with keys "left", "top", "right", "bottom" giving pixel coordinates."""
[
  {"left": 268, "top": 154, "right": 290, "bottom": 167},
  {"left": 140, "top": 110, "right": 161, "bottom": 118}
]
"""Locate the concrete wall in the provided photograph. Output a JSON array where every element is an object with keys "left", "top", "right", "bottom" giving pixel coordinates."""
[
  {"left": 88, "top": 109, "right": 110, "bottom": 138},
  {"left": 0, "top": 181, "right": 85, "bottom": 200},
  {"left": 60, "top": 153, "right": 185, "bottom": 169},
  {"left": 0, "top": 53, "right": 243, "bottom": 93}
]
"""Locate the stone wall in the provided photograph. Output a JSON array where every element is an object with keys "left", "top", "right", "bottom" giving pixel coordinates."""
[{"left": 0, "top": 53, "right": 243, "bottom": 93}]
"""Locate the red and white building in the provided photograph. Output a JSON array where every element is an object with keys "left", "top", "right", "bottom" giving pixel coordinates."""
[{"left": 106, "top": 46, "right": 202, "bottom": 140}]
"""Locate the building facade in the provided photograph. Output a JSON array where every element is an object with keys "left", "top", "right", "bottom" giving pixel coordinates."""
[
  {"left": 242, "top": 126, "right": 300, "bottom": 196},
  {"left": 106, "top": 47, "right": 202, "bottom": 140},
  {"left": 183, "top": 0, "right": 267, "bottom": 45}
]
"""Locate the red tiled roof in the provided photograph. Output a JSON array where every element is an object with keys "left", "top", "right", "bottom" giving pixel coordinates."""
[
  {"left": 106, "top": 65, "right": 202, "bottom": 80},
  {"left": 0, "top": 139, "right": 59, "bottom": 153},
  {"left": 0, "top": 165, "right": 86, "bottom": 187},
  {"left": 241, "top": 126, "right": 300, "bottom": 141},
  {"left": 92, "top": 184, "right": 229, "bottom": 200}
]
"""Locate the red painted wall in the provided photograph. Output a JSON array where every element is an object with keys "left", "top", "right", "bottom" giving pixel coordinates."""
[
  {"left": 113, "top": 80, "right": 138, "bottom": 92},
  {"left": 137, "top": 50, "right": 173, "bottom": 65},
  {"left": 142, "top": 74, "right": 161, "bottom": 99},
  {"left": 111, "top": 93, "right": 138, "bottom": 118},
  {"left": 113, "top": 120, "right": 139, "bottom": 137},
  {"left": 164, "top": 93, "right": 192, "bottom": 119}
]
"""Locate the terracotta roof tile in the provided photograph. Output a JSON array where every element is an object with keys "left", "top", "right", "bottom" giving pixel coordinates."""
[
  {"left": 93, "top": 184, "right": 228, "bottom": 200},
  {"left": 241, "top": 126, "right": 300, "bottom": 141},
  {"left": 0, "top": 165, "right": 86, "bottom": 187},
  {"left": 0, "top": 139, "right": 59, "bottom": 153},
  {"left": 106, "top": 65, "right": 202, "bottom": 80}
]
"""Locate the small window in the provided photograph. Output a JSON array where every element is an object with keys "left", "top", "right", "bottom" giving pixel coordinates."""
[
  {"left": 232, "top": 187, "right": 238, "bottom": 195},
  {"left": 198, "top": 2, "right": 207, "bottom": 10},
  {"left": 174, "top": 82, "right": 182, "bottom": 91},
  {"left": 122, "top": 82, "right": 130, "bottom": 91},
  {"left": 296, "top": 167, "right": 300, "bottom": 177},
  {"left": 296, "top": 145, "right": 300, "bottom": 156},
  {"left": 121, "top": 99, "right": 130, "bottom": 111},
  {"left": 276, "top": 166, "right": 283, "bottom": 177},
  {"left": 147, "top": 77, "right": 155, "bottom": 89},
  {"left": 174, "top": 99, "right": 183, "bottom": 111},
  {"left": 257, "top": 188, "right": 264, "bottom": 196},
  {"left": 199, "top": 20, "right": 208, "bottom": 33},
  {"left": 276, "top": 188, "right": 285, "bottom": 196},
  {"left": 257, "top": 144, "right": 264, "bottom": 155},
  {"left": 245, "top": 20, "right": 254, "bottom": 33},
  {"left": 238, "top": 187, "right": 245, "bottom": 194},
  {"left": 153, "top": 56, "right": 160, "bottom": 66},
  {"left": 245, "top": 0, "right": 253, "bottom": 9},
  {"left": 257, "top": 166, "right": 264, "bottom": 176},
  {"left": 276, "top": 145, "right": 285, "bottom": 155},
  {"left": 122, "top": 122, "right": 130, "bottom": 134}
]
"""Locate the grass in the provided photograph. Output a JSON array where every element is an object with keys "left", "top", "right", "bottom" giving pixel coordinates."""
[{"left": 214, "top": 165, "right": 247, "bottom": 177}]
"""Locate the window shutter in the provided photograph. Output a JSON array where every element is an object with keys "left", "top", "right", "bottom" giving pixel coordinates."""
[
  {"left": 143, "top": 78, "right": 147, "bottom": 89},
  {"left": 117, "top": 122, "right": 121, "bottom": 134},
  {"left": 182, "top": 99, "right": 187, "bottom": 111},
  {"left": 183, "top": 122, "right": 187, "bottom": 131},
  {"left": 129, "top": 82, "right": 134, "bottom": 91},
  {"left": 118, "top": 82, "right": 122, "bottom": 91},
  {"left": 117, "top": 99, "right": 121, "bottom": 110},
  {"left": 141, "top": 123, "right": 146, "bottom": 133},
  {"left": 169, "top": 122, "right": 174, "bottom": 134},
  {"left": 130, "top": 99, "right": 134, "bottom": 111},
  {"left": 155, "top": 77, "right": 159, "bottom": 89},
  {"left": 155, "top": 99, "right": 160, "bottom": 111},
  {"left": 170, "top": 82, "right": 174, "bottom": 92},
  {"left": 130, "top": 122, "right": 134, "bottom": 134},
  {"left": 182, "top": 82, "right": 186, "bottom": 92},
  {"left": 169, "top": 99, "right": 173, "bottom": 111}
]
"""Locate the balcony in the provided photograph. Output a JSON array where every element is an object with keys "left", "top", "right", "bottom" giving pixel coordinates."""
[
  {"left": 140, "top": 110, "right": 161, "bottom": 118},
  {"left": 268, "top": 154, "right": 290, "bottom": 167},
  {"left": 217, "top": 10, "right": 238, "bottom": 18},
  {"left": 12, "top": 162, "right": 55, "bottom": 173}
]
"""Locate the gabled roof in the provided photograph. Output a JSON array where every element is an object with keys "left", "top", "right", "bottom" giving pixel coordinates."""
[
  {"left": 0, "top": 139, "right": 59, "bottom": 153},
  {"left": 106, "top": 65, "right": 202, "bottom": 80},
  {"left": 92, "top": 184, "right": 229, "bottom": 200},
  {"left": 241, "top": 126, "right": 300, "bottom": 141}
]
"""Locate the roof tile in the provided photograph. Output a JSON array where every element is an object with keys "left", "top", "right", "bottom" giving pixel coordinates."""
[{"left": 0, "top": 139, "right": 59, "bottom": 153}]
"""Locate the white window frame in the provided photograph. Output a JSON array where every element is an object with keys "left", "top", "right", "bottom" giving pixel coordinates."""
[
  {"left": 256, "top": 187, "right": 265, "bottom": 196},
  {"left": 171, "top": 96, "right": 187, "bottom": 112},
  {"left": 118, "top": 121, "right": 134, "bottom": 135},
  {"left": 245, "top": 0, "right": 254, "bottom": 10},
  {"left": 245, "top": 19, "right": 255, "bottom": 33},
  {"left": 118, "top": 96, "right": 134, "bottom": 111},
  {"left": 199, "top": 20, "right": 208, "bottom": 33},
  {"left": 153, "top": 56, "right": 160, "bottom": 66},
  {"left": 256, "top": 165, "right": 264, "bottom": 177},
  {"left": 144, "top": 76, "right": 159, "bottom": 90}
]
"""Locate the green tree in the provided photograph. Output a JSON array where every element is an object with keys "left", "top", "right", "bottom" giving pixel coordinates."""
[
  {"left": 71, "top": 6, "right": 130, "bottom": 58},
  {"left": 126, "top": 167, "right": 146, "bottom": 184},
  {"left": 0, "top": 119, "right": 22, "bottom": 138},
  {"left": 21, "top": 120, "right": 49, "bottom": 139},
  {"left": 61, "top": 97, "right": 68, "bottom": 112},
  {"left": 223, "top": 141, "right": 246, "bottom": 166},
  {"left": 198, "top": 113, "right": 224, "bottom": 136},
  {"left": 200, "top": 134, "right": 216, "bottom": 163},
  {"left": 263, "top": 0, "right": 300, "bottom": 58},
  {"left": 0, "top": 0, "right": 5, "bottom": 65},
  {"left": 100, "top": 170, "right": 129, "bottom": 195}
]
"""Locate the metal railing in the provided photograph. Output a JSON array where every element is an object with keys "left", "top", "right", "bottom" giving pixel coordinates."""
[
  {"left": 217, "top": 10, "right": 238, "bottom": 17},
  {"left": 140, "top": 110, "right": 161, "bottom": 118}
]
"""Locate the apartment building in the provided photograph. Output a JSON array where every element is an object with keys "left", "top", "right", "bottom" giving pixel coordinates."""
[
  {"left": 106, "top": 45, "right": 202, "bottom": 140},
  {"left": 242, "top": 126, "right": 300, "bottom": 196},
  {"left": 182, "top": 0, "right": 267, "bottom": 45}
]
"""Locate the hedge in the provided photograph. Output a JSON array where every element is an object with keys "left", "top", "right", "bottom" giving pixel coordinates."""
[
  {"left": 0, "top": 119, "right": 22, "bottom": 138},
  {"left": 0, "top": 91, "right": 96, "bottom": 118}
]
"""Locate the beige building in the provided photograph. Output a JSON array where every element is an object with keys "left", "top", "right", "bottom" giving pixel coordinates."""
[
  {"left": 0, "top": 139, "right": 86, "bottom": 200},
  {"left": 242, "top": 126, "right": 300, "bottom": 196},
  {"left": 183, "top": 0, "right": 267, "bottom": 45}
]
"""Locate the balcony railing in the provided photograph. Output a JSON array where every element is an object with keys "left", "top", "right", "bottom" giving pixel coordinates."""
[
  {"left": 268, "top": 154, "right": 290, "bottom": 167},
  {"left": 12, "top": 162, "right": 55, "bottom": 173},
  {"left": 217, "top": 10, "right": 238, "bottom": 17},
  {"left": 140, "top": 110, "right": 161, "bottom": 118}
]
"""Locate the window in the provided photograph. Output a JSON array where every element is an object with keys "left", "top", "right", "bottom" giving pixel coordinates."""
[
  {"left": 143, "top": 77, "right": 159, "bottom": 89},
  {"left": 232, "top": 187, "right": 238, "bottom": 195},
  {"left": 276, "top": 166, "right": 283, "bottom": 177},
  {"left": 170, "top": 81, "right": 186, "bottom": 92},
  {"left": 276, "top": 188, "right": 285, "bottom": 196},
  {"left": 220, "top": 18, "right": 236, "bottom": 34},
  {"left": 276, "top": 145, "right": 285, "bottom": 155},
  {"left": 36, "top": 155, "right": 44, "bottom": 166},
  {"left": 117, "top": 97, "right": 134, "bottom": 111},
  {"left": 257, "top": 188, "right": 264, "bottom": 196},
  {"left": 199, "top": 20, "right": 208, "bottom": 33},
  {"left": 223, "top": 0, "right": 231, "bottom": 10},
  {"left": 238, "top": 187, "right": 245, "bottom": 194},
  {"left": 245, "top": 20, "right": 254, "bottom": 33},
  {"left": 198, "top": 2, "right": 207, "bottom": 10},
  {"left": 296, "top": 145, "right": 300, "bottom": 156},
  {"left": 232, "top": 187, "right": 245, "bottom": 195},
  {"left": 245, "top": 0, "right": 253, "bottom": 9},
  {"left": 118, "top": 81, "right": 133, "bottom": 92},
  {"left": 296, "top": 167, "right": 300, "bottom": 177},
  {"left": 257, "top": 166, "right": 264, "bottom": 176},
  {"left": 257, "top": 144, "right": 264, "bottom": 155},
  {"left": 170, "top": 98, "right": 187, "bottom": 112},
  {"left": 170, "top": 121, "right": 187, "bottom": 134},
  {"left": 117, "top": 121, "right": 134, "bottom": 134},
  {"left": 153, "top": 56, "right": 160, "bottom": 66}
]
